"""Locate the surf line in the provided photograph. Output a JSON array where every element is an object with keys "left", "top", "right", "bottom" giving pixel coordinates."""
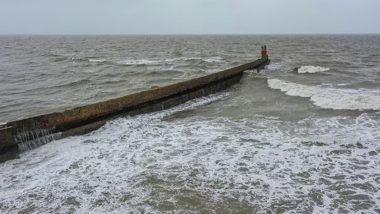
[{"left": 0, "top": 54, "right": 270, "bottom": 162}]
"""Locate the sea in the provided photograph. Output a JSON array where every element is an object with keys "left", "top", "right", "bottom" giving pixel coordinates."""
[{"left": 0, "top": 35, "right": 379, "bottom": 213}]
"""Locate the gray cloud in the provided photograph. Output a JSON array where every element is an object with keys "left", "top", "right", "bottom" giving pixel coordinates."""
[{"left": 0, "top": 0, "right": 379, "bottom": 34}]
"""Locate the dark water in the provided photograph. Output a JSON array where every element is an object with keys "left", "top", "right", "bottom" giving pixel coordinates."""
[{"left": 0, "top": 35, "right": 380, "bottom": 213}]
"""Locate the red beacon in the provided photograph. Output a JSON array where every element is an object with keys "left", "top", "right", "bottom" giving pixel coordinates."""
[{"left": 261, "top": 45, "right": 268, "bottom": 58}]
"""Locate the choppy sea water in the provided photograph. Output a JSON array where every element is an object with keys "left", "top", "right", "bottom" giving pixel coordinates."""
[{"left": 0, "top": 35, "right": 380, "bottom": 213}]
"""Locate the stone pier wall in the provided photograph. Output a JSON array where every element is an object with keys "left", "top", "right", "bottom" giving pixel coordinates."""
[{"left": 0, "top": 57, "right": 269, "bottom": 162}]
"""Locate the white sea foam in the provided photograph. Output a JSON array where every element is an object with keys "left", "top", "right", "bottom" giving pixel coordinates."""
[
  {"left": 298, "top": 66, "right": 330, "bottom": 73},
  {"left": 88, "top": 58, "right": 106, "bottom": 63},
  {"left": 165, "top": 56, "right": 223, "bottom": 63},
  {"left": 120, "top": 57, "right": 223, "bottom": 65},
  {"left": 0, "top": 97, "right": 379, "bottom": 213},
  {"left": 202, "top": 56, "right": 223, "bottom": 63},
  {"left": 268, "top": 78, "right": 380, "bottom": 110},
  {"left": 266, "top": 62, "right": 282, "bottom": 71},
  {"left": 337, "top": 83, "right": 349, "bottom": 86},
  {"left": 121, "top": 59, "right": 160, "bottom": 65}
]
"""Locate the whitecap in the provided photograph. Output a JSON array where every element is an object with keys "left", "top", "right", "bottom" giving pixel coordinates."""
[
  {"left": 88, "top": 59, "right": 106, "bottom": 63},
  {"left": 120, "top": 59, "right": 160, "bottom": 65},
  {"left": 163, "top": 57, "right": 185, "bottom": 63},
  {"left": 337, "top": 83, "right": 349, "bottom": 86},
  {"left": 268, "top": 78, "right": 380, "bottom": 110},
  {"left": 298, "top": 66, "right": 330, "bottom": 74},
  {"left": 203, "top": 56, "right": 223, "bottom": 63},
  {"left": 165, "top": 56, "right": 223, "bottom": 63},
  {"left": 118, "top": 57, "right": 223, "bottom": 66}
]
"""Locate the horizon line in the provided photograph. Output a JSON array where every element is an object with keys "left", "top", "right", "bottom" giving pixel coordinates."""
[{"left": 1, "top": 33, "right": 380, "bottom": 36}]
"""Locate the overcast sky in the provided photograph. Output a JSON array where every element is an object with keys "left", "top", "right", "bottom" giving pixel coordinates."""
[{"left": 0, "top": 0, "right": 379, "bottom": 34}]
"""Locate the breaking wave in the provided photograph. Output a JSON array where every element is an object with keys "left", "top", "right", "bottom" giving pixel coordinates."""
[
  {"left": 88, "top": 58, "right": 106, "bottom": 63},
  {"left": 120, "top": 59, "right": 160, "bottom": 65},
  {"left": 69, "top": 56, "right": 224, "bottom": 66},
  {"left": 1, "top": 95, "right": 379, "bottom": 213},
  {"left": 268, "top": 78, "right": 380, "bottom": 110},
  {"left": 298, "top": 66, "right": 330, "bottom": 74},
  {"left": 121, "top": 56, "right": 223, "bottom": 65}
]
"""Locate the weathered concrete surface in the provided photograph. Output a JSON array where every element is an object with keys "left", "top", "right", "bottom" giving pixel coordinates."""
[
  {"left": 0, "top": 127, "right": 18, "bottom": 162},
  {"left": 0, "top": 57, "right": 269, "bottom": 162},
  {"left": 60, "top": 121, "right": 106, "bottom": 139},
  {"left": 0, "top": 127, "right": 13, "bottom": 147}
]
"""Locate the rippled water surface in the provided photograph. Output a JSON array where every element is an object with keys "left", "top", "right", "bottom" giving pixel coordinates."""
[{"left": 0, "top": 35, "right": 380, "bottom": 213}]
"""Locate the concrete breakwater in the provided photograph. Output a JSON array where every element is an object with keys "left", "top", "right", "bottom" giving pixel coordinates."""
[{"left": 0, "top": 57, "right": 269, "bottom": 162}]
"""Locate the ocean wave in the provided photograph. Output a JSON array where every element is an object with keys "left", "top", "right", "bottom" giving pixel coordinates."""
[
  {"left": 71, "top": 57, "right": 88, "bottom": 62},
  {"left": 68, "top": 56, "right": 223, "bottom": 66},
  {"left": 201, "top": 56, "right": 223, "bottom": 63},
  {"left": 68, "top": 57, "right": 108, "bottom": 64},
  {"left": 267, "top": 78, "right": 380, "bottom": 110},
  {"left": 52, "top": 56, "right": 69, "bottom": 62},
  {"left": 1, "top": 98, "right": 379, "bottom": 213},
  {"left": 48, "top": 79, "right": 91, "bottom": 89},
  {"left": 164, "top": 56, "right": 223, "bottom": 63},
  {"left": 119, "top": 57, "right": 223, "bottom": 66},
  {"left": 298, "top": 66, "right": 330, "bottom": 74},
  {"left": 88, "top": 58, "right": 106, "bottom": 63},
  {"left": 120, "top": 59, "right": 161, "bottom": 65}
]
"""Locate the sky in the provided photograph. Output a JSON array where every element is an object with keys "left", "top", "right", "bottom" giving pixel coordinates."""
[{"left": 0, "top": 0, "right": 379, "bottom": 35}]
